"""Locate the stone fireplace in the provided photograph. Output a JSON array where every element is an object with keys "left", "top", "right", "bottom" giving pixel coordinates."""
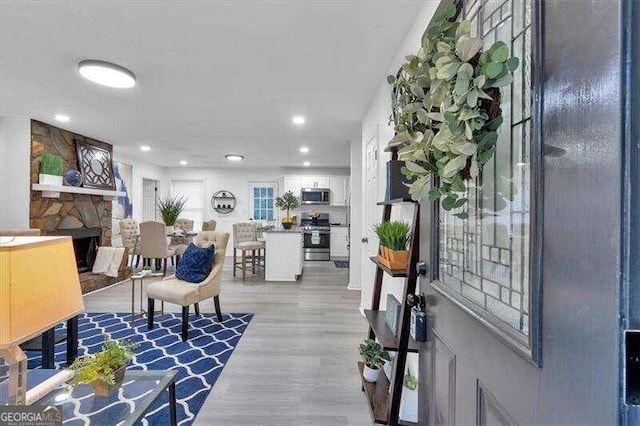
[
  {"left": 29, "top": 120, "right": 130, "bottom": 293},
  {"left": 49, "top": 227, "right": 101, "bottom": 272}
]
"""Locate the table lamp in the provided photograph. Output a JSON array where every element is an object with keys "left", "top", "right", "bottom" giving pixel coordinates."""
[{"left": 0, "top": 236, "right": 85, "bottom": 405}]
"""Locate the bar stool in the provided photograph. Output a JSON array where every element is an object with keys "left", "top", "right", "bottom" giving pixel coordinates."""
[{"left": 232, "top": 222, "right": 265, "bottom": 281}]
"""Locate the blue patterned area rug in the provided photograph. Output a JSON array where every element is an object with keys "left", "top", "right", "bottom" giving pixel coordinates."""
[{"left": 25, "top": 312, "right": 253, "bottom": 425}]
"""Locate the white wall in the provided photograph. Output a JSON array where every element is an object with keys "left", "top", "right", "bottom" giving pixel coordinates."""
[
  {"left": 161, "top": 167, "right": 350, "bottom": 256},
  {"left": 0, "top": 117, "right": 31, "bottom": 230},
  {"left": 349, "top": 137, "right": 362, "bottom": 291},
  {"left": 358, "top": 1, "right": 439, "bottom": 377}
]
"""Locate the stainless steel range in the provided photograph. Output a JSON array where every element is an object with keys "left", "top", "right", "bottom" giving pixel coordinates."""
[{"left": 300, "top": 213, "right": 330, "bottom": 261}]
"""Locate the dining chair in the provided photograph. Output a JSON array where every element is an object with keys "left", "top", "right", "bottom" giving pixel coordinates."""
[
  {"left": 232, "top": 222, "right": 265, "bottom": 281},
  {"left": 146, "top": 231, "right": 229, "bottom": 341},
  {"left": 170, "top": 218, "right": 193, "bottom": 264},
  {"left": 140, "top": 221, "right": 176, "bottom": 275},
  {"left": 119, "top": 219, "right": 141, "bottom": 267},
  {"left": 202, "top": 220, "right": 217, "bottom": 231}
]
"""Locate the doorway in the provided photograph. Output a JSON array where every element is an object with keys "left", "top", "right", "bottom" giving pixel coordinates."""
[
  {"left": 142, "top": 178, "right": 159, "bottom": 222},
  {"left": 361, "top": 126, "right": 380, "bottom": 311}
]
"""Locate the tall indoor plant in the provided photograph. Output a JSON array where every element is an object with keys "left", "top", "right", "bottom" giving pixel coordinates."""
[
  {"left": 275, "top": 191, "right": 300, "bottom": 229},
  {"left": 387, "top": 4, "right": 519, "bottom": 218},
  {"left": 157, "top": 194, "right": 187, "bottom": 233}
]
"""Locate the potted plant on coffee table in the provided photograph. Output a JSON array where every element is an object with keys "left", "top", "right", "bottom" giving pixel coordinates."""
[
  {"left": 68, "top": 335, "right": 138, "bottom": 396},
  {"left": 373, "top": 221, "right": 412, "bottom": 270},
  {"left": 39, "top": 153, "right": 64, "bottom": 186},
  {"left": 359, "top": 339, "right": 391, "bottom": 383},
  {"left": 275, "top": 191, "right": 300, "bottom": 229},
  {"left": 157, "top": 194, "right": 187, "bottom": 234}
]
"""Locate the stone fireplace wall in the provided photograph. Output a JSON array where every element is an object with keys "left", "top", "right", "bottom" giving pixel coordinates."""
[{"left": 29, "top": 120, "right": 112, "bottom": 246}]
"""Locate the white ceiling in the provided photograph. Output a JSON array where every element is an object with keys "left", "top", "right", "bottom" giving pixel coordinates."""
[{"left": 0, "top": 0, "right": 423, "bottom": 168}]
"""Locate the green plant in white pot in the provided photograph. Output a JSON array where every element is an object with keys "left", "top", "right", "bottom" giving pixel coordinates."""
[
  {"left": 39, "top": 153, "right": 64, "bottom": 186},
  {"left": 359, "top": 339, "right": 391, "bottom": 383},
  {"left": 157, "top": 194, "right": 187, "bottom": 233},
  {"left": 400, "top": 374, "right": 418, "bottom": 423}
]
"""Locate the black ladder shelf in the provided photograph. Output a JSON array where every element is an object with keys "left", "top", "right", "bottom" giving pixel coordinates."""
[{"left": 358, "top": 192, "right": 421, "bottom": 426}]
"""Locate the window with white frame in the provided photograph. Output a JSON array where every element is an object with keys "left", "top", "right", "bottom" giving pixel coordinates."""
[
  {"left": 170, "top": 180, "right": 204, "bottom": 231},
  {"left": 249, "top": 182, "right": 277, "bottom": 221}
]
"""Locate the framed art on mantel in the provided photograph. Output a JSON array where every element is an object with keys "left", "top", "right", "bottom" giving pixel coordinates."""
[{"left": 75, "top": 140, "right": 115, "bottom": 190}]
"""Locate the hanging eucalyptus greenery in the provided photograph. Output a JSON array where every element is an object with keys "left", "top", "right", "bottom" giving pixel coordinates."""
[{"left": 387, "top": 4, "right": 519, "bottom": 218}]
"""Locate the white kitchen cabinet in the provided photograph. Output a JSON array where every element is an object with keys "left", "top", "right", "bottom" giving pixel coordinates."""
[
  {"left": 330, "top": 226, "right": 349, "bottom": 257},
  {"left": 265, "top": 231, "right": 303, "bottom": 281},
  {"left": 300, "top": 176, "right": 330, "bottom": 189},
  {"left": 330, "top": 176, "right": 348, "bottom": 206},
  {"left": 283, "top": 176, "right": 301, "bottom": 196}
]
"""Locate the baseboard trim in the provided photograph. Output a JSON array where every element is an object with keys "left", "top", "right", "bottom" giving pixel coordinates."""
[{"left": 348, "top": 281, "right": 361, "bottom": 291}]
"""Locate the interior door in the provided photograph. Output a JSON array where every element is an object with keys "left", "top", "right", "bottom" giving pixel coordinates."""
[
  {"left": 361, "top": 128, "right": 380, "bottom": 310},
  {"left": 418, "top": 1, "right": 631, "bottom": 424},
  {"left": 142, "top": 178, "right": 158, "bottom": 222}
]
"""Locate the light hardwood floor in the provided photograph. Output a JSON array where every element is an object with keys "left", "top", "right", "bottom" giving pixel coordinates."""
[{"left": 84, "top": 260, "right": 374, "bottom": 425}]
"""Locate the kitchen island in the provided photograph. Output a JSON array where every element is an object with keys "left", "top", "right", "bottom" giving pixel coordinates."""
[{"left": 264, "top": 227, "right": 303, "bottom": 281}]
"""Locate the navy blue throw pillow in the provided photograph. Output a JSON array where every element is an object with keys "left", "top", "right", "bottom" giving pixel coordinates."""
[{"left": 176, "top": 243, "right": 215, "bottom": 283}]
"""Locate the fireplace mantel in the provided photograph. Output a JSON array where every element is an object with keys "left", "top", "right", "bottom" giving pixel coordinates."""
[{"left": 32, "top": 183, "right": 125, "bottom": 200}]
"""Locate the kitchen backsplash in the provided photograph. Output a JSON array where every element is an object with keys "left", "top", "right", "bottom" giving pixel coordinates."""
[{"left": 282, "top": 205, "right": 349, "bottom": 225}]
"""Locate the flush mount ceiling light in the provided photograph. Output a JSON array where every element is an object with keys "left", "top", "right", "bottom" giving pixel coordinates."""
[
  {"left": 299, "top": 147, "right": 309, "bottom": 153},
  {"left": 140, "top": 145, "right": 151, "bottom": 152},
  {"left": 292, "top": 115, "right": 306, "bottom": 125},
  {"left": 78, "top": 60, "right": 136, "bottom": 88},
  {"left": 225, "top": 154, "right": 244, "bottom": 162},
  {"left": 54, "top": 114, "right": 71, "bottom": 122},
  {"left": 303, "top": 161, "right": 311, "bottom": 167},
  {"left": 179, "top": 160, "right": 188, "bottom": 166}
]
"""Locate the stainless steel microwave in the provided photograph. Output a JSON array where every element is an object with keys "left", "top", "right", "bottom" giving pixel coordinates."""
[{"left": 300, "top": 188, "right": 330, "bottom": 205}]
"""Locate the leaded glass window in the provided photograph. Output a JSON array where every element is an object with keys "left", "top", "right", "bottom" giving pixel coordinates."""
[{"left": 435, "top": 0, "right": 534, "bottom": 347}]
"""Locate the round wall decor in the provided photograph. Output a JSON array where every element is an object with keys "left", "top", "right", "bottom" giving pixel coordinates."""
[{"left": 211, "top": 190, "right": 236, "bottom": 214}]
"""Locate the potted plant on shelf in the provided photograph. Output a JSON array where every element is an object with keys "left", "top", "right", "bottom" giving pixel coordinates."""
[
  {"left": 68, "top": 335, "right": 138, "bottom": 396},
  {"left": 157, "top": 194, "right": 187, "bottom": 233},
  {"left": 275, "top": 191, "right": 300, "bottom": 229},
  {"left": 359, "top": 339, "right": 391, "bottom": 382},
  {"left": 141, "top": 265, "right": 152, "bottom": 276},
  {"left": 373, "top": 221, "right": 412, "bottom": 270},
  {"left": 39, "top": 153, "right": 64, "bottom": 186}
]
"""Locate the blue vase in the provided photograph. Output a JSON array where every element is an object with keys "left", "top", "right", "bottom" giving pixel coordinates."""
[{"left": 64, "top": 169, "right": 83, "bottom": 187}]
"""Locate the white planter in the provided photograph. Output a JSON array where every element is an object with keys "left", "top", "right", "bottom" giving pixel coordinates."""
[
  {"left": 141, "top": 269, "right": 152, "bottom": 277},
  {"left": 165, "top": 225, "right": 174, "bottom": 234},
  {"left": 39, "top": 174, "right": 63, "bottom": 186},
  {"left": 362, "top": 364, "right": 381, "bottom": 383},
  {"left": 400, "top": 387, "right": 418, "bottom": 423}
]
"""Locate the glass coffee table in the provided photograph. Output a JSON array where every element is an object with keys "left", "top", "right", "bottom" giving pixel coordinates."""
[{"left": 33, "top": 370, "right": 177, "bottom": 425}]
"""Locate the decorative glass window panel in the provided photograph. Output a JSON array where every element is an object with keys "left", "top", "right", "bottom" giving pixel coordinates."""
[
  {"left": 432, "top": 0, "right": 538, "bottom": 361},
  {"left": 250, "top": 182, "right": 277, "bottom": 221}
]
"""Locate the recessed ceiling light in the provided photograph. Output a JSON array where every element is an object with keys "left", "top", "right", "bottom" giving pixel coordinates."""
[
  {"left": 54, "top": 114, "right": 71, "bottom": 122},
  {"left": 299, "top": 147, "right": 309, "bottom": 153},
  {"left": 140, "top": 145, "right": 151, "bottom": 152},
  {"left": 78, "top": 60, "right": 136, "bottom": 88},
  {"left": 303, "top": 161, "right": 311, "bottom": 167},
  {"left": 292, "top": 115, "right": 306, "bottom": 125},
  {"left": 225, "top": 154, "right": 244, "bottom": 161},
  {"left": 179, "top": 160, "right": 188, "bottom": 166}
]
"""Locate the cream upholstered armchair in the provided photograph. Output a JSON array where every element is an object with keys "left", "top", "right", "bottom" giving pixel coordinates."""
[
  {"left": 119, "top": 219, "right": 141, "bottom": 266},
  {"left": 202, "top": 220, "right": 217, "bottom": 231},
  {"left": 146, "top": 231, "right": 229, "bottom": 341},
  {"left": 140, "top": 221, "right": 176, "bottom": 275},
  {"left": 233, "top": 222, "right": 265, "bottom": 281}
]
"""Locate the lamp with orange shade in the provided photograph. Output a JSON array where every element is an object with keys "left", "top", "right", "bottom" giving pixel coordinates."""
[{"left": 0, "top": 236, "right": 85, "bottom": 404}]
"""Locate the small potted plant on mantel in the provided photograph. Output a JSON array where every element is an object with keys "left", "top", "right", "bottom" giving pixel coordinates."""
[
  {"left": 373, "top": 221, "right": 412, "bottom": 270},
  {"left": 157, "top": 194, "right": 187, "bottom": 234},
  {"left": 275, "top": 191, "right": 300, "bottom": 230},
  {"left": 359, "top": 339, "right": 391, "bottom": 383},
  {"left": 39, "top": 153, "right": 64, "bottom": 186},
  {"left": 68, "top": 335, "right": 138, "bottom": 396}
]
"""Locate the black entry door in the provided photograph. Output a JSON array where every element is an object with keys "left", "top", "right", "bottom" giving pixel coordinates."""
[{"left": 417, "top": 1, "right": 638, "bottom": 424}]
